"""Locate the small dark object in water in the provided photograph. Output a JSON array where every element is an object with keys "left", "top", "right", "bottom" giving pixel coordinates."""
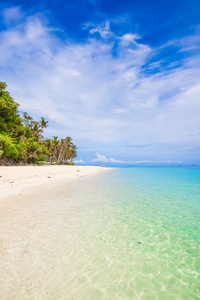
[
  {"left": 138, "top": 242, "right": 142, "bottom": 244},
  {"left": 47, "top": 176, "right": 51, "bottom": 178}
]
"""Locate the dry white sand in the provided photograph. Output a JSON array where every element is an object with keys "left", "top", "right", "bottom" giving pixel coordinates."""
[{"left": 0, "top": 165, "right": 108, "bottom": 201}]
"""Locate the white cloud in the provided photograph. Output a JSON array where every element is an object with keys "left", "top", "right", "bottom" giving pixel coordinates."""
[
  {"left": 0, "top": 8, "right": 200, "bottom": 162},
  {"left": 120, "top": 33, "right": 140, "bottom": 46},
  {"left": 2, "top": 6, "right": 24, "bottom": 23},
  {"left": 92, "top": 153, "right": 122, "bottom": 163},
  {"left": 91, "top": 154, "right": 183, "bottom": 164},
  {"left": 89, "top": 20, "right": 113, "bottom": 39},
  {"left": 74, "top": 159, "right": 85, "bottom": 164}
]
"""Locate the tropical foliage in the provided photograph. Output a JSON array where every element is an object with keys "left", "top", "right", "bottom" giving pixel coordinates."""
[{"left": 0, "top": 81, "right": 77, "bottom": 165}]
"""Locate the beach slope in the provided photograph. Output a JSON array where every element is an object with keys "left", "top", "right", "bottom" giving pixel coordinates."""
[{"left": 0, "top": 165, "right": 108, "bottom": 201}]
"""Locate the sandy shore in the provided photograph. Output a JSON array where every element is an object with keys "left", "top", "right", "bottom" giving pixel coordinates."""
[
  {"left": 0, "top": 165, "right": 109, "bottom": 201},
  {"left": 0, "top": 165, "right": 112, "bottom": 299}
]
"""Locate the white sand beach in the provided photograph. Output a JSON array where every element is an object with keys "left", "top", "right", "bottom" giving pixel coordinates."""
[
  {"left": 0, "top": 165, "right": 108, "bottom": 201},
  {"left": 0, "top": 165, "right": 112, "bottom": 299}
]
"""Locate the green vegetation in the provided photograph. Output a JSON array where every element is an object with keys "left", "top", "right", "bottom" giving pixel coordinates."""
[{"left": 0, "top": 81, "right": 77, "bottom": 165}]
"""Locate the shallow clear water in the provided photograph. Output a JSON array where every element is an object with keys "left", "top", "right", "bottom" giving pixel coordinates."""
[{"left": 0, "top": 167, "right": 200, "bottom": 299}]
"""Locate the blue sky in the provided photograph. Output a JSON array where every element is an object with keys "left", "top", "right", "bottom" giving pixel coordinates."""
[{"left": 0, "top": 0, "right": 200, "bottom": 165}]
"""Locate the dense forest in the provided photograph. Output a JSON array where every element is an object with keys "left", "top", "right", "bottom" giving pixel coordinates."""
[{"left": 0, "top": 81, "right": 77, "bottom": 165}]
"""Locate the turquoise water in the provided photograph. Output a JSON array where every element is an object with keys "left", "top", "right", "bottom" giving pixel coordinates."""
[
  {"left": 1, "top": 167, "right": 200, "bottom": 299},
  {"left": 66, "top": 167, "right": 200, "bottom": 299}
]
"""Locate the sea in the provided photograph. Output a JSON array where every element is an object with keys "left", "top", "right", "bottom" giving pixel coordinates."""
[{"left": 1, "top": 166, "right": 200, "bottom": 299}]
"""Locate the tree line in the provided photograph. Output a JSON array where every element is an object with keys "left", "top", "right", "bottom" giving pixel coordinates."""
[{"left": 0, "top": 81, "right": 77, "bottom": 165}]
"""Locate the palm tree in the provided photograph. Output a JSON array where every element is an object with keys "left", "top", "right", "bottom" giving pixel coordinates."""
[{"left": 40, "top": 117, "right": 48, "bottom": 129}]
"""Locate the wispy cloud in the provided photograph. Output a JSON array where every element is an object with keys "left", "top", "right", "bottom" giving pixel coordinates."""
[
  {"left": 2, "top": 6, "right": 24, "bottom": 24},
  {"left": 89, "top": 20, "right": 114, "bottom": 39}
]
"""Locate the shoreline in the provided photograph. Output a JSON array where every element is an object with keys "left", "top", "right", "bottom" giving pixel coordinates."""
[
  {"left": 0, "top": 165, "right": 112, "bottom": 298},
  {"left": 0, "top": 165, "right": 111, "bottom": 201}
]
